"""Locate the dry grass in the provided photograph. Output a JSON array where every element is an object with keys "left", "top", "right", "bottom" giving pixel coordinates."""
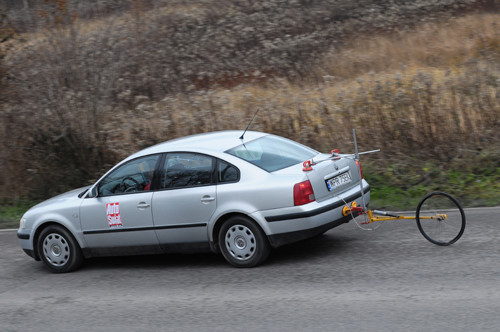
[
  {"left": 317, "top": 13, "right": 500, "bottom": 79},
  {"left": 124, "top": 12, "right": 500, "bottom": 158},
  {"left": 0, "top": 3, "right": 499, "bottom": 202}
]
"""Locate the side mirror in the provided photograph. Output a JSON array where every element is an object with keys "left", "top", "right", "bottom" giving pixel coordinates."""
[{"left": 87, "top": 186, "right": 99, "bottom": 198}]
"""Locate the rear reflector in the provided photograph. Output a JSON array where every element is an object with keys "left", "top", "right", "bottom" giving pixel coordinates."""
[
  {"left": 356, "top": 160, "right": 364, "bottom": 179},
  {"left": 294, "top": 180, "right": 315, "bottom": 206}
]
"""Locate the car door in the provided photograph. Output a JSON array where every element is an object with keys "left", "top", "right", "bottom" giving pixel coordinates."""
[
  {"left": 80, "top": 155, "right": 162, "bottom": 255},
  {"left": 152, "top": 152, "right": 217, "bottom": 251}
]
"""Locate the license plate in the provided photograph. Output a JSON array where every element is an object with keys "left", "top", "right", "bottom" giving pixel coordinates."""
[{"left": 326, "top": 171, "right": 352, "bottom": 191}]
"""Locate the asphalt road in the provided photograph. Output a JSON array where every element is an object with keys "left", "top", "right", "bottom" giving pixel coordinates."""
[{"left": 1, "top": 207, "right": 499, "bottom": 331}]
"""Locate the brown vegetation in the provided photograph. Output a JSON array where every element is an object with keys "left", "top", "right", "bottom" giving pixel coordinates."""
[{"left": 0, "top": 0, "right": 499, "bottom": 203}]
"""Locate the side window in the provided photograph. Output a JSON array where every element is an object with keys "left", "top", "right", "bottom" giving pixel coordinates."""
[
  {"left": 218, "top": 160, "right": 239, "bottom": 183},
  {"left": 98, "top": 155, "right": 159, "bottom": 196},
  {"left": 160, "top": 153, "right": 215, "bottom": 189}
]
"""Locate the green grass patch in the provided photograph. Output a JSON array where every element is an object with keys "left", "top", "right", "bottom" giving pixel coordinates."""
[
  {"left": 364, "top": 157, "right": 500, "bottom": 211},
  {"left": 0, "top": 201, "right": 37, "bottom": 229}
]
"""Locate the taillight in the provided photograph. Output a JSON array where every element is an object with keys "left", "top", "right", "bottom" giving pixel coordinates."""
[
  {"left": 356, "top": 160, "right": 364, "bottom": 179},
  {"left": 294, "top": 180, "right": 315, "bottom": 206}
]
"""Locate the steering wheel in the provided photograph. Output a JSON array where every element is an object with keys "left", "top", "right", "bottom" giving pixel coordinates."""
[{"left": 121, "top": 176, "right": 140, "bottom": 193}]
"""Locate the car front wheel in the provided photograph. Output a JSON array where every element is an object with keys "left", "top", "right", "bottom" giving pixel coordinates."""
[
  {"left": 37, "top": 225, "right": 83, "bottom": 273},
  {"left": 219, "top": 216, "right": 270, "bottom": 268}
]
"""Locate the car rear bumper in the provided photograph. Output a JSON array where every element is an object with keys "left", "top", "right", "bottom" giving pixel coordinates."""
[
  {"left": 267, "top": 213, "right": 358, "bottom": 247},
  {"left": 257, "top": 181, "right": 370, "bottom": 248}
]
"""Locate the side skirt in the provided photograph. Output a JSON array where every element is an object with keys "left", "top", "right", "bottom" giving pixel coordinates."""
[{"left": 83, "top": 242, "right": 212, "bottom": 258}]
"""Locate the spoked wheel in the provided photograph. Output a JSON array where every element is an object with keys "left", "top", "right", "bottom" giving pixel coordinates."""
[{"left": 416, "top": 192, "right": 466, "bottom": 246}]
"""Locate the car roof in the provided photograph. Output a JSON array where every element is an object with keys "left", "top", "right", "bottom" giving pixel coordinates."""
[{"left": 126, "top": 130, "right": 268, "bottom": 160}]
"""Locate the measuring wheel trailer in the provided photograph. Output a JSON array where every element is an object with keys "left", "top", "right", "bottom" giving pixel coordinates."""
[{"left": 315, "top": 130, "right": 466, "bottom": 246}]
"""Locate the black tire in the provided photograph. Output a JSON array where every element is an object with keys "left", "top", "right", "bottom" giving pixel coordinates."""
[
  {"left": 37, "top": 225, "right": 83, "bottom": 273},
  {"left": 218, "top": 216, "right": 270, "bottom": 268},
  {"left": 416, "top": 192, "right": 466, "bottom": 246}
]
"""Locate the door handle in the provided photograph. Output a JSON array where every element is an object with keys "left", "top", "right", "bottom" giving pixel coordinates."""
[
  {"left": 137, "top": 202, "right": 151, "bottom": 209},
  {"left": 201, "top": 195, "right": 215, "bottom": 203}
]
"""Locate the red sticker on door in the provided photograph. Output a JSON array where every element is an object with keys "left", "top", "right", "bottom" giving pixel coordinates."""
[{"left": 106, "top": 202, "right": 123, "bottom": 227}]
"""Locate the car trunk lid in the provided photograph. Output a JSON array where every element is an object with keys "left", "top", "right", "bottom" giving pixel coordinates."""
[{"left": 304, "top": 154, "right": 362, "bottom": 202}]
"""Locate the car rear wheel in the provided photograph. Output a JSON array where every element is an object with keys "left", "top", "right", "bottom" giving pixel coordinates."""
[
  {"left": 37, "top": 225, "right": 83, "bottom": 273},
  {"left": 219, "top": 216, "right": 270, "bottom": 268}
]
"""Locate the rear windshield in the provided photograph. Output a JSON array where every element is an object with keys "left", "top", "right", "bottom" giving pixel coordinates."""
[{"left": 226, "top": 135, "right": 317, "bottom": 172}]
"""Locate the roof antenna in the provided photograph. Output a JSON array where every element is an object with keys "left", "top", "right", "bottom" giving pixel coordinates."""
[{"left": 239, "top": 108, "right": 260, "bottom": 140}]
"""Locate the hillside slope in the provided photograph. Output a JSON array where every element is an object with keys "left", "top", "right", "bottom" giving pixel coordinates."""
[{"left": 0, "top": 0, "right": 499, "bottom": 210}]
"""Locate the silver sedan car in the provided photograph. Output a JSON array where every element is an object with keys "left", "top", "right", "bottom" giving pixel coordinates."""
[{"left": 18, "top": 131, "right": 370, "bottom": 272}]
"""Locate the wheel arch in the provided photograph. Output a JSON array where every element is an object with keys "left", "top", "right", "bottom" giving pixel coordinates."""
[
  {"left": 32, "top": 221, "right": 84, "bottom": 260},
  {"left": 210, "top": 212, "right": 267, "bottom": 253}
]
